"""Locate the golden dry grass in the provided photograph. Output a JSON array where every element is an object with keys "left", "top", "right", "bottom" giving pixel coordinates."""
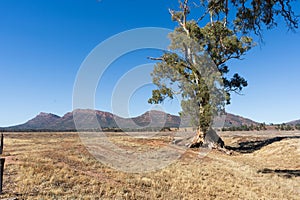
[{"left": 0, "top": 131, "right": 299, "bottom": 199}]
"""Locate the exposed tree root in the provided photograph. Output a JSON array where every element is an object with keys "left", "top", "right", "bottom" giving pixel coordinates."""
[{"left": 187, "top": 129, "right": 234, "bottom": 155}]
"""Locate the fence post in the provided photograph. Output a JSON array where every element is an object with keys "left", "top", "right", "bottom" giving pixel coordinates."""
[
  {"left": 0, "top": 133, "right": 4, "bottom": 194},
  {"left": 0, "top": 158, "right": 4, "bottom": 194},
  {"left": 0, "top": 133, "right": 3, "bottom": 154}
]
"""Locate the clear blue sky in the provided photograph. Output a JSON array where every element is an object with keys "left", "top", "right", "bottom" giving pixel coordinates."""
[{"left": 0, "top": 0, "right": 299, "bottom": 126}]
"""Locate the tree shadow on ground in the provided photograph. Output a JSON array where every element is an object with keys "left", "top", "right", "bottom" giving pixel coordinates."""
[
  {"left": 225, "top": 136, "right": 300, "bottom": 153},
  {"left": 257, "top": 168, "right": 300, "bottom": 178}
]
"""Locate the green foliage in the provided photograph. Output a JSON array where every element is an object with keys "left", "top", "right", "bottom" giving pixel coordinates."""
[
  {"left": 204, "top": 0, "right": 298, "bottom": 35},
  {"left": 222, "top": 123, "right": 266, "bottom": 131},
  {"left": 149, "top": 0, "right": 298, "bottom": 133},
  {"left": 295, "top": 124, "right": 300, "bottom": 130},
  {"left": 276, "top": 123, "right": 294, "bottom": 131}
]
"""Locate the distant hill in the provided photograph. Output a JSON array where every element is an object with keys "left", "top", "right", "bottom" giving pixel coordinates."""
[
  {"left": 286, "top": 119, "right": 300, "bottom": 125},
  {"left": 13, "top": 112, "right": 61, "bottom": 130},
  {"left": 224, "top": 113, "right": 258, "bottom": 127},
  {"left": 1, "top": 109, "right": 259, "bottom": 131}
]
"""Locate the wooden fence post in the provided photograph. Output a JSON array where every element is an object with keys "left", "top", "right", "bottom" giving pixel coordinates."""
[
  {"left": 0, "top": 133, "right": 3, "bottom": 154},
  {"left": 0, "top": 158, "right": 4, "bottom": 194},
  {"left": 0, "top": 133, "right": 4, "bottom": 194}
]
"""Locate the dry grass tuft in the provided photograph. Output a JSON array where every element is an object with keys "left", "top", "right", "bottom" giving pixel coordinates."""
[{"left": 0, "top": 131, "right": 299, "bottom": 199}]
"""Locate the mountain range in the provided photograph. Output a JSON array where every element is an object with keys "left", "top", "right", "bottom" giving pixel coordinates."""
[
  {"left": 0, "top": 109, "right": 261, "bottom": 132},
  {"left": 287, "top": 119, "right": 300, "bottom": 125}
]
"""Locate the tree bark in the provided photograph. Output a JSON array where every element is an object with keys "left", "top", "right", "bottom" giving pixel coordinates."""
[{"left": 189, "top": 128, "right": 224, "bottom": 148}]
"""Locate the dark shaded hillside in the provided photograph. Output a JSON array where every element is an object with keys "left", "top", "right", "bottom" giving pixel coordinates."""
[
  {"left": 1, "top": 109, "right": 259, "bottom": 131},
  {"left": 4, "top": 112, "right": 62, "bottom": 131},
  {"left": 287, "top": 119, "right": 300, "bottom": 125},
  {"left": 224, "top": 113, "right": 258, "bottom": 127},
  {"left": 131, "top": 110, "right": 181, "bottom": 128},
  {"left": 4, "top": 109, "right": 118, "bottom": 131},
  {"left": 57, "top": 109, "right": 118, "bottom": 130}
]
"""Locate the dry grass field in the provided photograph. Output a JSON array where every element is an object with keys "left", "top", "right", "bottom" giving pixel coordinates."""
[{"left": 0, "top": 131, "right": 299, "bottom": 199}]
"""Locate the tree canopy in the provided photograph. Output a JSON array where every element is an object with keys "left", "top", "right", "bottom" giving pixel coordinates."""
[{"left": 148, "top": 0, "right": 299, "bottom": 144}]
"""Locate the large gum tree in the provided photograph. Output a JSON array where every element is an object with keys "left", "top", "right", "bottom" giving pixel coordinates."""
[{"left": 149, "top": 0, "right": 298, "bottom": 148}]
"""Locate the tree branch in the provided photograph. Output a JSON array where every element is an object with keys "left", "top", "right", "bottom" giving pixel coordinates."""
[{"left": 147, "top": 56, "right": 163, "bottom": 61}]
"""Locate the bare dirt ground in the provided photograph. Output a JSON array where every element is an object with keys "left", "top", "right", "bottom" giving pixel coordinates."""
[{"left": 0, "top": 131, "right": 299, "bottom": 199}]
